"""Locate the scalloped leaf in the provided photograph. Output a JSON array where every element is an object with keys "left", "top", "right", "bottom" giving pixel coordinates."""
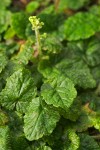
[
  {"left": 0, "top": 10, "right": 11, "bottom": 34},
  {"left": 1, "top": 0, "right": 11, "bottom": 9},
  {"left": 61, "top": 98, "right": 81, "bottom": 121},
  {"left": 11, "top": 12, "right": 28, "bottom": 39},
  {"left": 89, "top": 5, "right": 100, "bottom": 16},
  {"left": 14, "top": 41, "right": 34, "bottom": 65},
  {"left": 56, "top": 58, "right": 96, "bottom": 89},
  {"left": 0, "top": 126, "right": 12, "bottom": 150},
  {"left": 42, "top": 36, "right": 62, "bottom": 54},
  {"left": 0, "top": 68, "right": 37, "bottom": 113},
  {"left": 74, "top": 108, "right": 93, "bottom": 132},
  {"left": 37, "top": 145, "right": 52, "bottom": 150},
  {"left": 0, "top": 110, "right": 9, "bottom": 126},
  {"left": 59, "top": 12, "right": 100, "bottom": 41},
  {"left": 11, "top": 132, "right": 30, "bottom": 150},
  {"left": 63, "top": 129, "right": 80, "bottom": 150},
  {"left": 41, "top": 75, "right": 77, "bottom": 111},
  {"left": 26, "top": 1, "right": 39, "bottom": 13},
  {"left": 57, "top": 0, "right": 90, "bottom": 11},
  {"left": 79, "top": 134, "right": 100, "bottom": 150},
  {"left": 86, "top": 37, "right": 100, "bottom": 67},
  {"left": 24, "top": 97, "right": 60, "bottom": 141},
  {"left": 0, "top": 52, "right": 8, "bottom": 74}
]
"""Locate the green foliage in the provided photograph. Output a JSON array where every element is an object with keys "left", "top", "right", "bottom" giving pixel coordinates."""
[
  {"left": 24, "top": 97, "right": 60, "bottom": 141},
  {"left": 59, "top": 12, "right": 100, "bottom": 41},
  {"left": 1, "top": 0, "right": 11, "bottom": 9},
  {"left": 0, "top": 68, "right": 37, "bottom": 113},
  {"left": 0, "top": 52, "right": 8, "bottom": 73},
  {"left": 26, "top": 1, "right": 39, "bottom": 13},
  {"left": 0, "top": 10, "right": 11, "bottom": 34},
  {"left": 63, "top": 129, "right": 80, "bottom": 150},
  {"left": 89, "top": 5, "right": 100, "bottom": 16},
  {"left": 41, "top": 75, "right": 77, "bottom": 111},
  {"left": 85, "top": 37, "right": 100, "bottom": 66},
  {"left": 78, "top": 134, "right": 100, "bottom": 150},
  {"left": 13, "top": 41, "right": 34, "bottom": 65},
  {"left": 0, "top": 110, "right": 9, "bottom": 126},
  {"left": 0, "top": 0, "right": 100, "bottom": 149},
  {"left": 57, "top": 0, "right": 90, "bottom": 11},
  {"left": 56, "top": 58, "right": 96, "bottom": 88},
  {"left": 11, "top": 12, "right": 28, "bottom": 39},
  {"left": 0, "top": 126, "right": 12, "bottom": 150},
  {"left": 37, "top": 145, "right": 52, "bottom": 150}
]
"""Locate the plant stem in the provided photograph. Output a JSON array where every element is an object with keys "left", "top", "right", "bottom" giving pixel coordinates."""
[{"left": 35, "top": 28, "right": 42, "bottom": 56}]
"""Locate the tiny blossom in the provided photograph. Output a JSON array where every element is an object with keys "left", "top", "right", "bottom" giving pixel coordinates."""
[
  {"left": 29, "top": 16, "right": 44, "bottom": 30},
  {"left": 40, "top": 33, "right": 47, "bottom": 39}
]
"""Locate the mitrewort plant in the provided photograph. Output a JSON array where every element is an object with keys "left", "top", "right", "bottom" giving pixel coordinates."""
[
  {"left": 0, "top": 4, "right": 100, "bottom": 149},
  {"left": 29, "top": 16, "right": 44, "bottom": 56}
]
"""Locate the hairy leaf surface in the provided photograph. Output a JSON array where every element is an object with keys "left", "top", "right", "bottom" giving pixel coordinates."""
[
  {"left": 0, "top": 52, "right": 8, "bottom": 73},
  {"left": 24, "top": 97, "right": 60, "bottom": 141},
  {"left": 41, "top": 75, "right": 77, "bottom": 111},
  {"left": 56, "top": 58, "right": 96, "bottom": 88},
  {"left": 11, "top": 12, "right": 28, "bottom": 39},
  {"left": 0, "top": 68, "right": 37, "bottom": 112},
  {"left": 0, "top": 10, "right": 11, "bottom": 34},
  {"left": 79, "top": 134, "right": 100, "bottom": 150},
  {"left": 63, "top": 129, "right": 80, "bottom": 150},
  {"left": 0, "top": 126, "right": 11, "bottom": 150},
  {"left": 59, "top": 12, "right": 100, "bottom": 41}
]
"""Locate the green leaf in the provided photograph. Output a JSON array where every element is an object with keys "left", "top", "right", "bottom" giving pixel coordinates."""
[
  {"left": 89, "top": 5, "right": 100, "bottom": 16},
  {"left": 42, "top": 36, "right": 62, "bottom": 54},
  {"left": 11, "top": 133, "right": 30, "bottom": 150},
  {"left": 57, "top": 0, "right": 90, "bottom": 11},
  {"left": 86, "top": 37, "right": 100, "bottom": 67},
  {"left": 61, "top": 98, "right": 81, "bottom": 121},
  {"left": 92, "top": 66, "right": 100, "bottom": 83},
  {"left": 0, "top": 68, "right": 37, "bottom": 113},
  {"left": 0, "top": 0, "right": 11, "bottom": 9},
  {"left": 66, "top": 41, "right": 85, "bottom": 59},
  {"left": 0, "top": 110, "right": 9, "bottom": 126},
  {"left": 41, "top": 75, "right": 77, "bottom": 111},
  {"left": 79, "top": 92, "right": 100, "bottom": 112},
  {"left": 38, "top": 59, "right": 60, "bottom": 79},
  {"left": 37, "top": 145, "right": 52, "bottom": 150},
  {"left": 24, "top": 97, "right": 60, "bottom": 141},
  {"left": 26, "top": 1, "right": 39, "bottom": 13},
  {"left": 38, "top": 13, "right": 64, "bottom": 33},
  {"left": 59, "top": 12, "right": 100, "bottom": 41},
  {"left": 74, "top": 107, "right": 93, "bottom": 132},
  {"left": 79, "top": 133, "right": 100, "bottom": 150},
  {"left": 4, "top": 27, "right": 15, "bottom": 40},
  {"left": 11, "top": 12, "right": 28, "bottom": 39},
  {"left": 0, "top": 52, "right": 8, "bottom": 74},
  {"left": 0, "top": 10, "right": 11, "bottom": 34},
  {"left": 39, "top": 5, "right": 54, "bottom": 14},
  {"left": 90, "top": 113, "right": 100, "bottom": 131},
  {"left": 63, "top": 129, "right": 80, "bottom": 150},
  {"left": 30, "top": 140, "right": 52, "bottom": 150},
  {"left": 56, "top": 58, "right": 96, "bottom": 89},
  {"left": 0, "top": 126, "right": 12, "bottom": 150},
  {"left": 14, "top": 41, "right": 34, "bottom": 65},
  {"left": 0, "top": 60, "right": 23, "bottom": 82},
  {"left": 74, "top": 104, "right": 100, "bottom": 132}
]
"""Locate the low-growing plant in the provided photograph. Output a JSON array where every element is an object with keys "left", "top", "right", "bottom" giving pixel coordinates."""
[{"left": 0, "top": 1, "right": 100, "bottom": 150}]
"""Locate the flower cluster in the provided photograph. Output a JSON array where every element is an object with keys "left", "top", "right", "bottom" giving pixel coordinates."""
[{"left": 29, "top": 16, "right": 44, "bottom": 30}]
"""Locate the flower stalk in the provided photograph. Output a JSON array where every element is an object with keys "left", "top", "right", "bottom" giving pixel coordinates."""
[{"left": 29, "top": 16, "right": 44, "bottom": 56}]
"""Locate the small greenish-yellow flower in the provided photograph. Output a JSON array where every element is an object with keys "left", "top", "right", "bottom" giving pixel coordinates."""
[
  {"left": 40, "top": 33, "right": 47, "bottom": 39},
  {"left": 29, "top": 16, "right": 44, "bottom": 30}
]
